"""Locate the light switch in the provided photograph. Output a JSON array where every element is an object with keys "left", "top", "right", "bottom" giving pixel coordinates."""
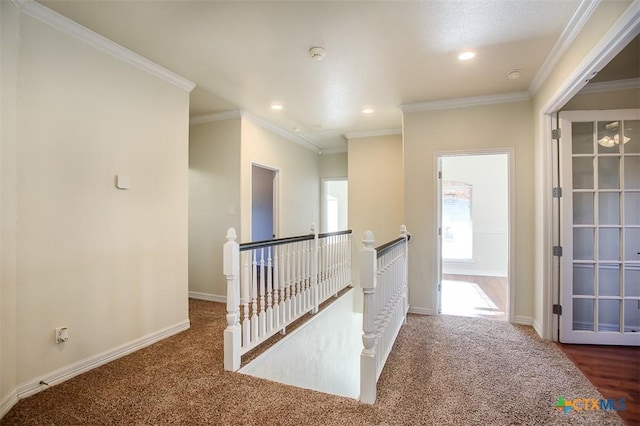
[{"left": 116, "top": 175, "right": 130, "bottom": 190}]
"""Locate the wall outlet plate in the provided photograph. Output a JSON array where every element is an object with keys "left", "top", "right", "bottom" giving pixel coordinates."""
[{"left": 55, "top": 327, "right": 69, "bottom": 344}]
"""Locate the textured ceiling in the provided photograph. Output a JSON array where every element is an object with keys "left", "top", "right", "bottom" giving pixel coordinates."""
[{"left": 39, "top": 0, "right": 586, "bottom": 151}]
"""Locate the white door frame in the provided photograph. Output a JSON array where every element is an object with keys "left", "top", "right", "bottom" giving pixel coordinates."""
[
  {"left": 434, "top": 148, "right": 516, "bottom": 322},
  {"left": 539, "top": 6, "right": 639, "bottom": 341},
  {"left": 250, "top": 162, "right": 280, "bottom": 240}
]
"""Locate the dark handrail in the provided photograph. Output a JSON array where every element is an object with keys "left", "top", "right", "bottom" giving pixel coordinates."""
[
  {"left": 240, "top": 229, "right": 353, "bottom": 251},
  {"left": 376, "top": 234, "right": 411, "bottom": 258},
  {"left": 318, "top": 229, "right": 353, "bottom": 239},
  {"left": 240, "top": 234, "right": 314, "bottom": 251}
]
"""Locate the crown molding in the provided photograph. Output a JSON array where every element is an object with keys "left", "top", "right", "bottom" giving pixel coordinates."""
[
  {"left": 541, "top": 0, "right": 640, "bottom": 113},
  {"left": 400, "top": 92, "right": 530, "bottom": 113},
  {"left": 528, "top": 0, "right": 601, "bottom": 95},
  {"left": 189, "top": 110, "right": 242, "bottom": 125},
  {"left": 319, "top": 147, "right": 348, "bottom": 154},
  {"left": 578, "top": 77, "right": 640, "bottom": 94},
  {"left": 344, "top": 129, "right": 402, "bottom": 140},
  {"left": 240, "top": 111, "right": 327, "bottom": 152},
  {"left": 10, "top": 0, "right": 196, "bottom": 92}
]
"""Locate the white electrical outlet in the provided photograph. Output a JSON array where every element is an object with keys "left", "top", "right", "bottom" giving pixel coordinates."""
[{"left": 55, "top": 327, "right": 69, "bottom": 344}]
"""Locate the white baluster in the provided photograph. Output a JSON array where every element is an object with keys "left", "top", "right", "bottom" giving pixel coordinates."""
[
  {"left": 311, "top": 224, "right": 319, "bottom": 314},
  {"left": 251, "top": 250, "right": 258, "bottom": 343},
  {"left": 267, "top": 247, "right": 274, "bottom": 333},
  {"left": 242, "top": 252, "right": 250, "bottom": 347}
]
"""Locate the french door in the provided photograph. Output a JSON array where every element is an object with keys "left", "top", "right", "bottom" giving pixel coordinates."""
[{"left": 559, "top": 109, "right": 640, "bottom": 345}]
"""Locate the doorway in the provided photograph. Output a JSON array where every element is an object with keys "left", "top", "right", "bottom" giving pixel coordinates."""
[
  {"left": 437, "top": 152, "right": 513, "bottom": 321},
  {"left": 321, "top": 178, "right": 348, "bottom": 233},
  {"left": 252, "top": 164, "right": 278, "bottom": 241}
]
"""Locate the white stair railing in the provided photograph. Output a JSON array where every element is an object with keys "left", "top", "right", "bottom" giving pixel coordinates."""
[
  {"left": 360, "top": 225, "right": 410, "bottom": 404},
  {"left": 224, "top": 224, "right": 352, "bottom": 371}
]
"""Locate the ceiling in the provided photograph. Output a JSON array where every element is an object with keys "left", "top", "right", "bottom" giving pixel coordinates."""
[{"left": 39, "top": 0, "right": 588, "bottom": 152}]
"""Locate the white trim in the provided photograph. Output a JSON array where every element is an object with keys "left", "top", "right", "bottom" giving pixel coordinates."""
[
  {"left": 514, "top": 316, "right": 533, "bottom": 326},
  {"left": 0, "top": 390, "right": 19, "bottom": 419},
  {"left": 541, "top": 0, "right": 640, "bottom": 113},
  {"left": 400, "top": 92, "right": 530, "bottom": 112},
  {"left": 189, "top": 110, "right": 242, "bottom": 125},
  {"left": 16, "top": 320, "right": 190, "bottom": 400},
  {"left": 578, "top": 77, "right": 640, "bottom": 94},
  {"left": 319, "top": 147, "right": 348, "bottom": 155},
  {"left": 528, "top": 0, "right": 601, "bottom": 95},
  {"left": 344, "top": 129, "right": 402, "bottom": 140},
  {"left": 189, "top": 291, "right": 226, "bottom": 303},
  {"left": 532, "top": 318, "right": 543, "bottom": 338},
  {"left": 408, "top": 306, "right": 434, "bottom": 315},
  {"left": 441, "top": 269, "right": 508, "bottom": 278},
  {"left": 241, "top": 111, "right": 328, "bottom": 152},
  {"left": 10, "top": 0, "right": 196, "bottom": 92}
]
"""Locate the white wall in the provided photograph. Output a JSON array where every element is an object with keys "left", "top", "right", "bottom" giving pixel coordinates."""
[
  {"left": 319, "top": 152, "right": 348, "bottom": 178},
  {"left": 348, "top": 134, "right": 404, "bottom": 312},
  {"left": 1, "top": 0, "right": 20, "bottom": 415},
  {"left": 240, "top": 118, "right": 320, "bottom": 241},
  {"left": 441, "top": 154, "right": 509, "bottom": 277},
  {"left": 1, "top": 6, "right": 191, "bottom": 411},
  {"left": 188, "top": 118, "right": 241, "bottom": 299},
  {"left": 403, "top": 101, "right": 533, "bottom": 317}
]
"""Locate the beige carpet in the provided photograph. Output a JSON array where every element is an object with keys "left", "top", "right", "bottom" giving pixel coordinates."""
[{"left": 2, "top": 298, "right": 624, "bottom": 425}]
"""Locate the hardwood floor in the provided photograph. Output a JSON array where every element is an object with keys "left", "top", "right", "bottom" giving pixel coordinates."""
[
  {"left": 441, "top": 274, "right": 507, "bottom": 321},
  {"left": 558, "top": 343, "right": 640, "bottom": 425}
]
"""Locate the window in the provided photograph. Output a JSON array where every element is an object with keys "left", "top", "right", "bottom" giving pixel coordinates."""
[{"left": 442, "top": 181, "right": 472, "bottom": 261}]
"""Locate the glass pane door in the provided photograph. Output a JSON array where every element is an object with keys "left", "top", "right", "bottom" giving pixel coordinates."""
[{"left": 560, "top": 110, "right": 640, "bottom": 345}]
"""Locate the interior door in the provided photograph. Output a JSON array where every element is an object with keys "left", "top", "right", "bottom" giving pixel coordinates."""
[
  {"left": 252, "top": 164, "right": 276, "bottom": 241},
  {"left": 559, "top": 109, "right": 640, "bottom": 345}
]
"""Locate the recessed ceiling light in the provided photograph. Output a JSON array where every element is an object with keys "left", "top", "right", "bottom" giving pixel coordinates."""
[
  {"left": 362, "top": 108, "right": 375, "bottom": 114},
  {"left": 270, "top": 103, "right": 283, "bottom": 110},
  {"left": 458, "top": 51, "right": 476, "bottom": 61}
]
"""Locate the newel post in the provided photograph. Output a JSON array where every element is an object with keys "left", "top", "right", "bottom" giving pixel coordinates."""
[
  {"left": 311, "top": 223, "right": 320, "bottom": 314},
  {"left": 400, "top": 224, "right": 409, "bottom": 319},
  {"left": 360, "top": 230, "right": 377, "bottom": 404},
  {"left": 223, "top": 228, "right": 241, "bottom": 371}
]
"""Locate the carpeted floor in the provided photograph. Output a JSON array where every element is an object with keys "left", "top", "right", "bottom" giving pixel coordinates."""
[{"left": 2, "top": 298, "right": 624, "bottom": 425}]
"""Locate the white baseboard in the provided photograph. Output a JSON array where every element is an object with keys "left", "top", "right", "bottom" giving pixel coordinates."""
[
  {"left": 441, "top": 269, "right": 508, "bottom": 278},
  {"left": 16, "top": 319, "right": 190, "bottom": 400},
  {"left": 408, "top": 306, "right": 434, "bottom": 315},
  {"left": 189, "top": 291, "right": 226, "bottom": 303},
  {"left": 0, "top": 389, "right": 18, "bottom": 419},
  {"left": 513, "top": 315, "right": 533, "bottom": 326}
]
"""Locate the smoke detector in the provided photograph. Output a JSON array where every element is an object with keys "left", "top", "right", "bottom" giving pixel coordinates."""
[
  {"left": 507, "top": 69, "right": 521, "bottom": 80},
  {"left": 309, "top": 47, "right": 326, "bottom": 61}
]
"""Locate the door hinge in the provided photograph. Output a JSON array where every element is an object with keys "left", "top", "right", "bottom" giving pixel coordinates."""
[
  {"left": 553, "top": 246, "right": 563, "bottom": 257},
  {"left": 438, "top": 171, "right": 442, "bottom": 179},
  {"left": 438, "top": 227, "right": 442, "bottom": 236},
  {"left": 552, "top": 128, "right": 561, "bottom": 140},
  {"left": 553, "top": 304, "right": 563, "bottom": 316},
  {"left": 438, "top": 283, "right": 441, "bottom": 291},
  {"left": 552, "top": 187, "right": 563, "bottom": 198}
]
